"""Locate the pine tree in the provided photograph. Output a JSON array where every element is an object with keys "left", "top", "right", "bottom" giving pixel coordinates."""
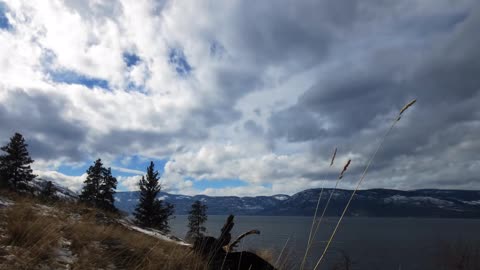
[
  {"left": 0, "top": 133, "right": 36, "bottom": 192},
  {"left": 134, "top": 161, "right": 174, "bottom": 232},
  {"left": 98, "top": 167, "right": 117, "bottom": 211},
  {"left": 80, "top": 159, "right": 117, "bottom": 211},
  {"left": 40, "top": 180, "right": 57, "bottom": 201},
  {"left": 80, "top": 159, "right": 104, "bottom": 205},
  {"left": 186, "top": 200, "right": 208, "bottom": 241},
  {"left": 0, "top": 155, "right": 7, "bottom": 189}
]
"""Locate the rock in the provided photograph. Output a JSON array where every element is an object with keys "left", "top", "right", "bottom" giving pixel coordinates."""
[{"left": 193, "top": 215, "right": 276, "bottom": 270}]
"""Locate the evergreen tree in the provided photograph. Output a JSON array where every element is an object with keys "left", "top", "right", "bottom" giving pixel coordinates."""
[
  {"left": 0, "top": 133, "right": 36, "bottom": 192},
  {"left": 80, "top": 159, "right": 117, "bottom": 211},
  {"left": 40, "top": 180, "right": 57, "bottom": 201},
  {"left": 186, "top": 200, "right": 208, "bottom": 241},
  {"left": 134, "top": 161, "right": 174, "bottom": 232},
  {"left": 80, "top": 159, "right": 103, "bottom": 205},
  {"left": 0, "top": 155, "right": 7, "bottom": 189},
  {"left": 98, "top": 167, "right": 117, "bottom": 211}
]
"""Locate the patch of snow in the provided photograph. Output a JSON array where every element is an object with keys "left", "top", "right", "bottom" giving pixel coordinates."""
[
  {"left": 53, "top": 238, "right": 76, "bottom": 267},
  {"left": 462, "top": 200, "right": 480, "bottom": 205},
  {"left": 118, "top": 219, "right": 191, "bottom": 246},
  {"left": 384, "top": 195, "right": 454, "bottom": 206},
  {"left": 0, "top": 197, "right": 13, "bottom": 208},
  {"left": 241, "top": 205, "right": 264, "bottom": 210},
  {"left": 28, "top": 179, "right": 78, "bottom": 201},
  {"left": 274, "top": 195, "right": 289, "bottom": 201},
  {"left": 34, "top": 204, "right": 58, "bottom": 216},
  {"left": 175, "top": 195, "right": 191, "bottom": 200},
  {"left": 158, "top": 195, "right": 169, "bottom": 200}
]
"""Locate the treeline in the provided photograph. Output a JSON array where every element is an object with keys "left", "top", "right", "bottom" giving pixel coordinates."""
[{"left": 0, "top": 132, "right": 208, "bottom": 237}]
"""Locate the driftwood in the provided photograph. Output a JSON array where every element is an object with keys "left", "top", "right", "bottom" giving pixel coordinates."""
[
  {"left": 226, "top": 229, "right": 260, "bottom": 252},
  {"left": 193, "top": 215, "right": 276, "bottom": 270}
]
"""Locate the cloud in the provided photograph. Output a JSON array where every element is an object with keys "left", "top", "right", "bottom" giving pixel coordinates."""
[
  {"left": 0, "top": 88, "right": 89, "bottom": 162},
  {"left": 0, "top": 0, "right": 479, "bottom": 195},
  {"left": 118, "top": 175, "right": 142, "bottom": 191},
  {"left": 266, "top": 1, "right": 480, "bottom": 191},
  {"left": 111, "top": 166, "right": 144, "bottom": 175},
  {"left": 199, "top": 185, "right": 273, "bottom": 197},
  {"left": 35, "top": 170, "right": 86, "bottom": 192}
]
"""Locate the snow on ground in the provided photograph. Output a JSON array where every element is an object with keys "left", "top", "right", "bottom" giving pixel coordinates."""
[
  {"left": 241, "top": 205, "right": 264, "bottom": 210},
  {"left": 384, "top": 195, "right": 454, "bottom": 206},
  {"left": 118, "top": 219, "right": 191, "bottom": 246},
  {"left": 0, "top": 197, "right": 13, "bottom": 208},
  {"left": 176, "top": 195, "right": 191, "bottom": 199},
  {"left": 274, "top": 195, "right": 289, "bottom": 201},
  {"left": 53, "top": 238, "right": 76, "bottom": 269},
  {"left": 462, "top": 200, "right": 480, "bottom": 205}
]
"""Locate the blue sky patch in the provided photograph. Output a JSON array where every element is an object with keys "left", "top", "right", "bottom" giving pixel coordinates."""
[
  {"left": 168, "top": 48, "right": 192, "bottom": 76},
  {"left": 125, "top": 82, "right": 146, "bottom": 93},
  {"left": 49, "top": 69, "right": 109, "bottom": 89},
  {"left": 262, "top": 183, "right": 273, "bottom": 189},
  {"left": 123, "top": 52, "right": 141, "bottom": 67},
  {"left": 58, "top": 164, "right": 90, "bottom": 176},
  {"left": 0, "top": 2, "right": 12, "bottom": 30},
  {"left": 112, "top": 155, "right": 168, "bottom": 176}
]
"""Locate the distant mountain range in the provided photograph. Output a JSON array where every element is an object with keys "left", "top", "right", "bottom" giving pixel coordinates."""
[{"left": 114, "top": 188, "right": 480, "bottom": 218}]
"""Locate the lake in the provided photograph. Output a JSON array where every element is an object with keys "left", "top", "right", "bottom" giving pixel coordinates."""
[{"left": 170, "top": 215, "right": 480, "bottom": 270}]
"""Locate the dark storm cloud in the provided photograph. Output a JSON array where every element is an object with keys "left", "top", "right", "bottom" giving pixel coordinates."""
[
  {"left": 269, "top": 106, "right": 326, "bottom": 142},
  {"left": 0, "top": 89, "right": 88, "bottom": 162},
  {"left": 226, "top": 0, "right": 358, "bottom": 70},
  {"left": 89, "top": 126, "right": 208, "bottom": 157},
  {"left": 2, "top": 0, "right": 479, "bottom": 193},
  {"left": 243, "top": 120, "right": 263, "bottom": 136},
  {"left": 267, "top": 3, "right": 480, "bottom": 188}
]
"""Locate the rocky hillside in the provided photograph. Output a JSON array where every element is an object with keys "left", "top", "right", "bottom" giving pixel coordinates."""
[{"left": 0, "top": 192, "right": 201, "bottom": 270}]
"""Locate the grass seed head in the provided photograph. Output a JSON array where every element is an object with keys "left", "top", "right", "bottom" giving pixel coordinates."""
[
  {"left": 339, "top": 159, "right": 351, "bottom": 179},
  {"left": 399, "top": 99, "right": 416, "bottom": 115},
  {"left": 330, "top": 148, "right": 337, "bottom": 167}
]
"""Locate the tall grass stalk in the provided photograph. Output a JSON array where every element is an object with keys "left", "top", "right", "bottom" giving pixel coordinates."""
[
  {"left": 275, "top": 236, "right": 290, "bottom": 268},
  {"left": 300, "top": 158, "right": 351, "bottom": 270},
  {"left": 312, "top": 99, "right": 416, "bottom": 270},
  {"left": 306, "top": 148, "right": 337, "bottom": 247}
]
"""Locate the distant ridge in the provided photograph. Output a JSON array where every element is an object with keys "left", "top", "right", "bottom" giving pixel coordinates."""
[{"left": 115, "top": 188, "right": 480, "bottom": 218}]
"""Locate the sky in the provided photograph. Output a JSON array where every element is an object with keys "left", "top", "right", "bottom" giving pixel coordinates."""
[{"left": 0, "top": 0, "right": 479, "bottom": 196}]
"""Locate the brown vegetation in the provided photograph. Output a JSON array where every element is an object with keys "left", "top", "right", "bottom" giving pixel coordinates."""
[
  {"left": 433, "top": 240, "right": 480, "bottom": 270},
  {"left": 0, "top": 192, "right": 206, "bottom": 270}
]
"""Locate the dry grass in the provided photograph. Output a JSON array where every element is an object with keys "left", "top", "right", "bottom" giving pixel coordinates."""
[
  {"left": 301, "top": 158, "right": 351, "bottom": 270},
  {"left": 310, "top": 99, "right": 417, "bottom": 270},
  {"left": 65, "top": 221, "right": 205, "bottom": 270},
  {"left": 0, "top": 203, "right": 62, "bottom": 268},
  {"left": 0, "top": 194, "right": 207, "bottom": 270},
  {"left": 433, "top": 240, "right": 480, "bottom": 270}
]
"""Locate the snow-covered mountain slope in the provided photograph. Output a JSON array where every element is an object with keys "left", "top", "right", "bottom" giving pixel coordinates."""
[
  {"left": 115, "top": 188, "right": 480, "bottom": 218},
  {"left": 115, "top": 191, "right": 290, "bottom": 215},
  {"left": 30, "top": 179, "right": 79, "bottom": 201}
]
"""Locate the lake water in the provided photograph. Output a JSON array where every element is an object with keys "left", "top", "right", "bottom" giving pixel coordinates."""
[{"left": 170, "top": 215, "right": 480, "bottom": 270}]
